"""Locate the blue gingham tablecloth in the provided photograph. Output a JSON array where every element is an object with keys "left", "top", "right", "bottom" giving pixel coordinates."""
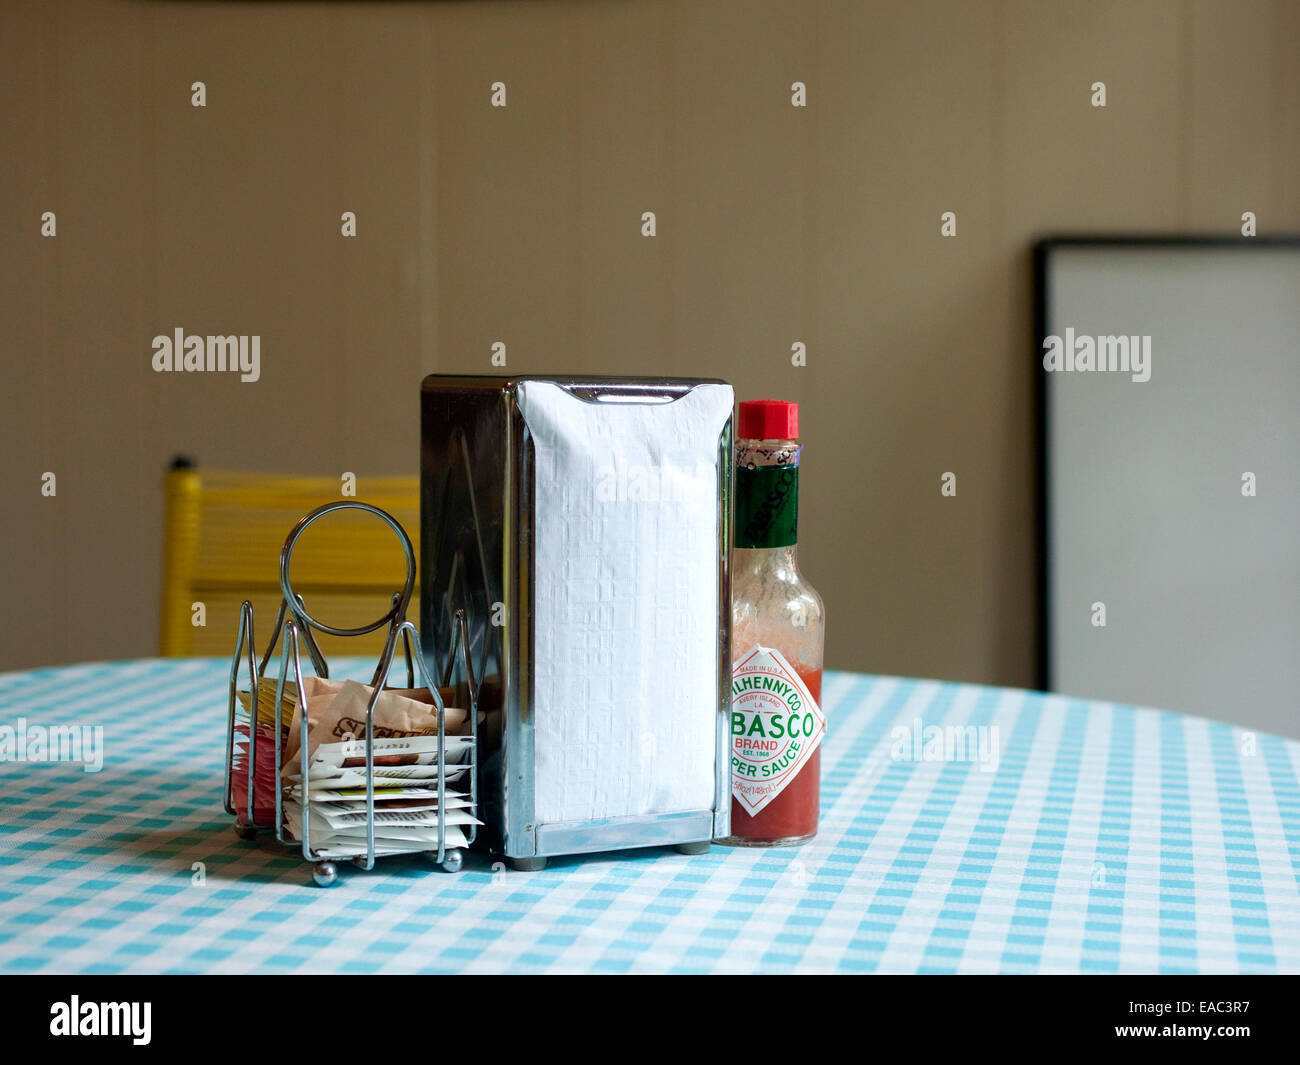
[{"left": 0, "top": 658, "right": 1297, "bottom": 974}]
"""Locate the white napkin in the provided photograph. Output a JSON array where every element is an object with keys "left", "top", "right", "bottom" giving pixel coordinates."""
[{"left": 518, "top": 381, "right": 733, "bottom": 823}]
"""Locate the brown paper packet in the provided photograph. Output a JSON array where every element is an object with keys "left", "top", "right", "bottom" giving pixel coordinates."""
[
  {"left": 283, "top": 679, "right": 471, "bottom": 767},
  {"left": 278, "top": 676, "right": 350, "bottom": 765}
]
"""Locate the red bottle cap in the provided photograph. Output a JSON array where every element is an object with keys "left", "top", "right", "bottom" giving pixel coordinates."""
[{"left": 737, "top": 399, "right": 799, "bottom": 440}]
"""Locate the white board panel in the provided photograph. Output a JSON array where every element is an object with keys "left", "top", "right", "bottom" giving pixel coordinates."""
[{"left": 1042, "top": 241, "right": 1300, "bottom": 736}]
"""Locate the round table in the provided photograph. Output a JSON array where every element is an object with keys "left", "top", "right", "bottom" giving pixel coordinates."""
[{"left": 1, "top": 658, "right": 1297, "bottom": 974}]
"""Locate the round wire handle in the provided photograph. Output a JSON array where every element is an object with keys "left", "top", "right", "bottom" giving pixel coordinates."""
[{"left": 278, "top": 500, "right": 416, "bottom": 638}]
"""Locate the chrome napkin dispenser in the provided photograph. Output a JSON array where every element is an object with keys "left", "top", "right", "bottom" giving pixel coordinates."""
[{"left": 421, "top": 375, "right": 734, "bottom": 870}]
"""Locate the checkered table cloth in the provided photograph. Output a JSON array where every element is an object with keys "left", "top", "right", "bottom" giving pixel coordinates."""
[{"left": 1, "top": 658, "right": 1297, "bottom": 974}]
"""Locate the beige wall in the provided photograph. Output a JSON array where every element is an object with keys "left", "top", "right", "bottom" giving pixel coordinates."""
[{"left": 2, "top": 0, "right": 1297, "bottom": 684}]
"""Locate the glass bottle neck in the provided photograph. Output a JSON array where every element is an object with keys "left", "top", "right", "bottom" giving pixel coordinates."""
[{"left": 735, "top": 542, "right": 801, "bottom": 577}]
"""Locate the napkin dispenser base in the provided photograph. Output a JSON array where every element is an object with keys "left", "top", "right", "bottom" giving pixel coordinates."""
[{"left": 420, "top": 375, "right": 733, "bottom": 865}]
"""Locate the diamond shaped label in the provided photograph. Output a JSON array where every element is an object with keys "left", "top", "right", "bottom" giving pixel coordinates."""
[{"left": 730, "top": 644, "right": 825, "bottom": 817}]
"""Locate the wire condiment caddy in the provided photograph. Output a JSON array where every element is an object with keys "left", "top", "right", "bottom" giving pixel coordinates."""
[{"left": 223, "top": 500, "right": 478, "bottom": 886}]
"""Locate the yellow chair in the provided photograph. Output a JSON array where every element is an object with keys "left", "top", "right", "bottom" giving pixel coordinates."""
[{"left": 159, "top": 460, "right": 420, "bottom": 661}]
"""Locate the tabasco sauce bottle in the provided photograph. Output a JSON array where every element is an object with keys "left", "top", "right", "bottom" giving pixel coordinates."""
[{"left": 720, "top": 399, "right": 826, "bottom": 846}]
